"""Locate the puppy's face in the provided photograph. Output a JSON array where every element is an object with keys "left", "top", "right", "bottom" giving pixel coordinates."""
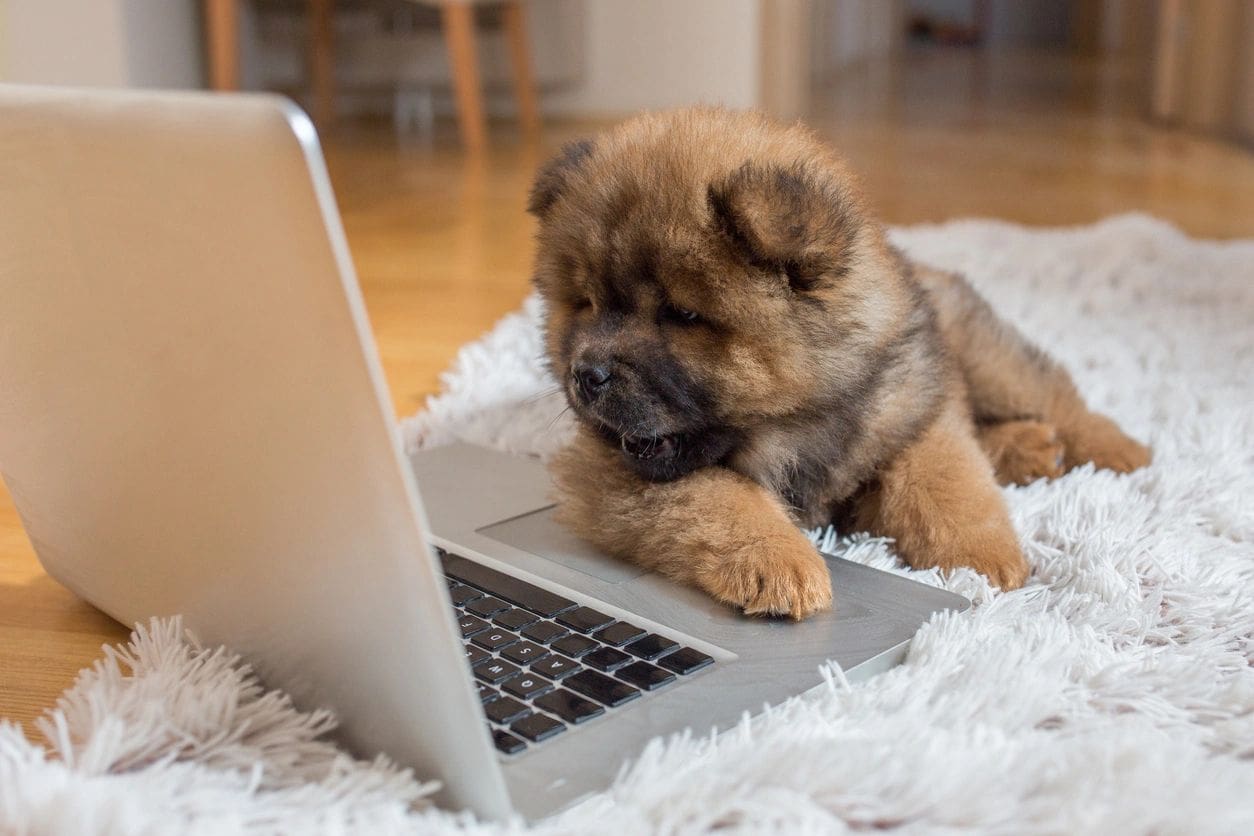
[{"left": 529, "top": 110, "right": 900, "bottom": 481}]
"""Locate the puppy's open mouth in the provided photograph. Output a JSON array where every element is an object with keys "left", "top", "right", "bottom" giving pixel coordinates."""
[
  {"left": 619, "top": 432, "right": 680, "bottom": 461},
  {"left": 588, "top": 417, "right": 742, "bottom": 482}
]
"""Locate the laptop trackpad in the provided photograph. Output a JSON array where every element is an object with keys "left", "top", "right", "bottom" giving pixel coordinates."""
[{"left": 477, "top": 505, "right": 649, "bottom": 585}]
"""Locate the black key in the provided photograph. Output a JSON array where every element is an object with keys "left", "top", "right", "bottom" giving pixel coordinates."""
[
  {"left": 556, "top": 606, "right": 615, "bottom": 634},
  {"left": 484, "top": 695, "right": 531, "bottom": 724},
  {"left": 625, "top": 633, "right": 679, "bottom": 661},
  {"left": 566, "top": 669, "right": 641, "bottom": 708},
  {"left": 494, "top": 608, "right": 540, "bottom": 631},
  {"left": 448, "top": 584, "right": 482, "bottom": 606},
  {"left": 464, "top": 645, "right": 489, "bottom": 666},
  {"left": 511, "top": 713, "right": 566, "bottom": 742},
  {"left": 531, "top": 654, "right": 580, "bottom": 680},
  {"left": 593, "top": 622, "right": 646, "bottom": 647},
  {"left": 583, "top": 647, "right": 632, "bottom": 672},
  {"left": 492, "top": 728, "right": 527, "bottom": 755},
  {"left": 458, "top": 614, "right": 490, "bottom": 638},
  {"left": 551, "top": 634, "right": 598, "bottom": 658},
  {"left": 535, "top": 689, "right": 605, "bottom": 724},
  {"left": 476, "top": 683, "right": 498, "bottom": 703},
  {"left": 465, "top": 596, "right": 511, "bottom": 618},
  {"left": 473, "top": 658, "right": 521, "bottom": 684},
  {"left": 471, "top": 628, "right": 520, "bottom": 652},
  {"left": 503, "top": 673, "right": 554, "bottom": 700},
  {"left": 521, "top": 621, "right": 568, "bottom": 644},
  {"left": 658, "top": 647, "right": 714, "bottom": 675},
  {"left": 616, "top": 661, "right": 677, "bottom": 691},
  {"left": 500, "top": 640, "right": 549, "bottom": 665},
  {"left": 441, "top": 554, "right": 577, "bottom": 618}
]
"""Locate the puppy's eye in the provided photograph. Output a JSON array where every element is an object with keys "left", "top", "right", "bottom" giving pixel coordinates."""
[
  {"left": 662, "top": 304, "right": 702, "bottom": 326},
  {"left": 571, "top": 297, "right": 592, "bottom": 312}
]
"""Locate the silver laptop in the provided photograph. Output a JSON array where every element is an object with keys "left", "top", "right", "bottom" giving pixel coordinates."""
[{"left": 0, "top": 85, "right": 968, "bottom": 822}]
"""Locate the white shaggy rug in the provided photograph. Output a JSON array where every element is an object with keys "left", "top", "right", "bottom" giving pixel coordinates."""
[{"left": 4, "top": 215, "right": 1254, "bottom": 834}]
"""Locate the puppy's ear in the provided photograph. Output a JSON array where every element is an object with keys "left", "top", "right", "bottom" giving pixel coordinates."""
[
  {"left": 707, "top": 162, "right": 855, "bottom": 292},
  {"left": 528, "top": 139, "right": 595, "bottom": 217}
]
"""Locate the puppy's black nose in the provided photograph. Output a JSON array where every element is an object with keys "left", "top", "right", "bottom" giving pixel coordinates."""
[{"left": 573, "top": 363, "right": 612, "bottom": 401}]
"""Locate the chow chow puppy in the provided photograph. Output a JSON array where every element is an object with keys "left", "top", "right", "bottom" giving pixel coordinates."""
[{"left": 528, "top": 108, "right": 1150, "bottom": 619}]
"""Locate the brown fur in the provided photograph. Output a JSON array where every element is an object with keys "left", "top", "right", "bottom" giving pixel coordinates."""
[{"left": 528, "top": 108, "right": 1151, "bottom": 619}]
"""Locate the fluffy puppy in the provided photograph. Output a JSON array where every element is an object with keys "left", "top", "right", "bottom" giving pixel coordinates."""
[{"left": 528, "top": 108, "right": 1150, "bottom": 619}]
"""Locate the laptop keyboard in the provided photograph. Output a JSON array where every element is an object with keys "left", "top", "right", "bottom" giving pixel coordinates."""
[{"left": 438, "top": 549, "right": 714, "bottom": 756}]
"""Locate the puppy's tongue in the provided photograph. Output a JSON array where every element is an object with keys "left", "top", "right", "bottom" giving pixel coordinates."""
[{"left": 621, "top": 433, "right": 676, "bottom": 460}]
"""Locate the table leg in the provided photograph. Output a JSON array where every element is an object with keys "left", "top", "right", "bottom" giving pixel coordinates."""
[
  {"left": 441, "top": 2, "right": 487, "bottom": 151},
  {"left": 204, "top": 0, "right": 240, "bottom": 90}
]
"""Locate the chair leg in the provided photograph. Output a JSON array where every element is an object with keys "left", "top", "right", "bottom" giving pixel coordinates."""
[
  {"left": 204, "top": 0, "right": 240, "bottom": 90},
  {"left": 501, "top": 0, "right": 540, "bottom": 135},
  {"left": 441, "top": 2, "right": 488, "bottom": 151},
  {"left": 309, "top": 0, "right": 336, "bottom": 126}
]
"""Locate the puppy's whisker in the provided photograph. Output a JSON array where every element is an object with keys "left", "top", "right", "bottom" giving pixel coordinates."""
[
  {"left": 524, "top": 385, "right": 563, "bottom": 405},
  {"left": 544, "top": 405, "right": 572, "bottom": 433}
]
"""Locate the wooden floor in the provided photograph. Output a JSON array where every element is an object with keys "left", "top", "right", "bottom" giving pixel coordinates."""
[{"left": 3, "top": 47, "right": 1252, "bottom": 735}]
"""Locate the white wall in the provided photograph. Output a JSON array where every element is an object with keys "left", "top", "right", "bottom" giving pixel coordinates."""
[
  {"left": 119, "top": 0, "right": 202, "bottom": 87},
  {"left": 545, "top": 0, "right": 762, "bottom": 116},
  {"left": 3, "top": 0, "right": 131, "bottom": 85},
  {"left": 1, "top": 0, "right": 201, "bottom": 88}
]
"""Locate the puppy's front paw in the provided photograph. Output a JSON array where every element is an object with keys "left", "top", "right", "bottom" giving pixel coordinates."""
[
  {"left": 971, "top": 541, "right": 1030, "bottom": 591},
  {"left": 699, "top": 537, "right": 833, "bottom": 620},
  {"left": 900, "top": 522, "right": 1030, "bottom": 591}
]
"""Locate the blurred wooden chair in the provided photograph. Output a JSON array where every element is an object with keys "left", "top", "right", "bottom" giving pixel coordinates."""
[{"left": 203, "top": 0, "right": 540, "bottom": 150}]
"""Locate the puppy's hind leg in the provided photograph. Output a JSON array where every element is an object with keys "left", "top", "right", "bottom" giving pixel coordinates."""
[
  {"left": 550, "top": 428, "right": 833, "bottom": 620},
  {"left": 913, "top": 263, "right": 1151, "bottom": 475}
]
